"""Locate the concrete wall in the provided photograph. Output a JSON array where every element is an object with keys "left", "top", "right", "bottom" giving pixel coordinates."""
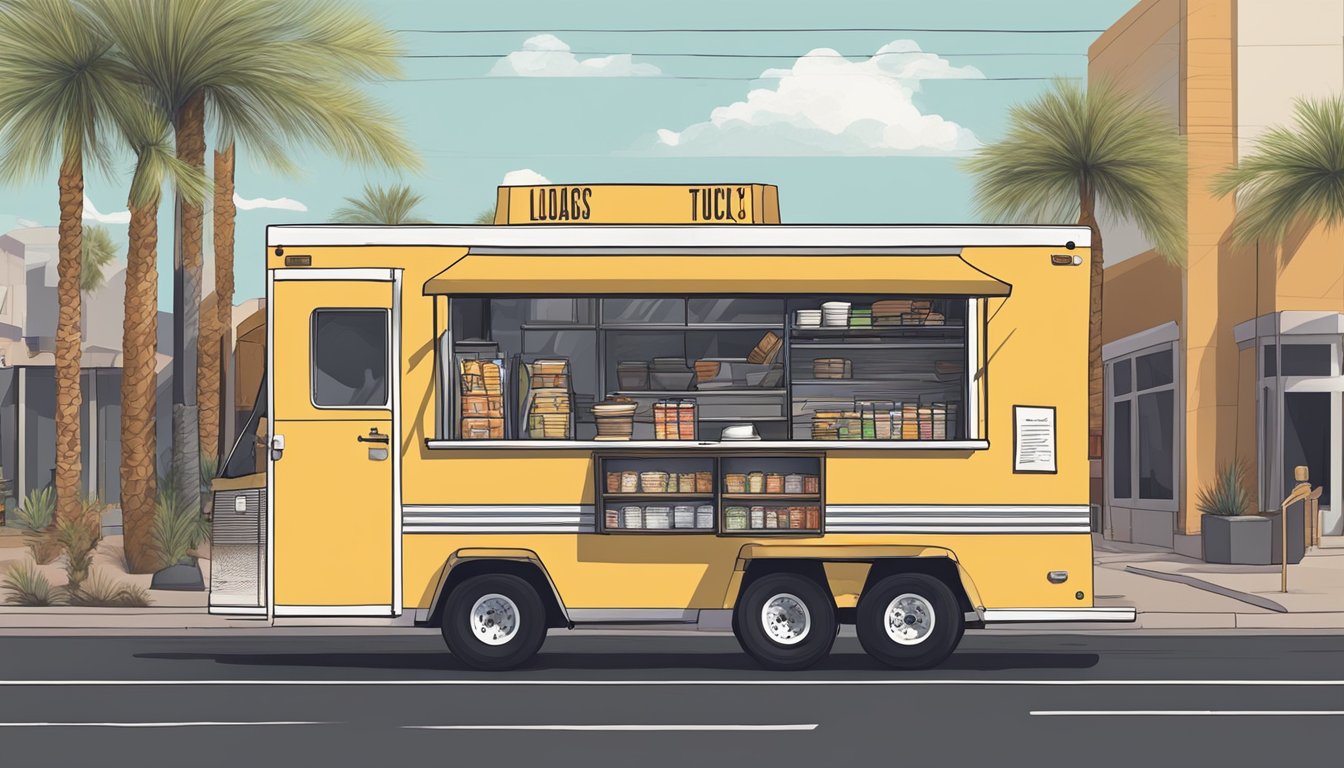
[{"left": 1102, "top": 251, "right": 1184, "bottom": 345}]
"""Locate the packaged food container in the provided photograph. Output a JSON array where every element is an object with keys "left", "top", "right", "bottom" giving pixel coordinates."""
[
  {"left": 696, "top": 504, "right": 714, "bottom": 529},
  {"left": 789, "top": 508, "right": 806, "bottom": 529},
  {"left": 805, "top": 507, "right": 821, "bottom": 529},
  {"left": 776, "top": 509, "right": 791, "bottom": 529},
  {"left": 604, "top": 509, "right": 620, "bottom": 529},
  {"left": 644, "top": 506, "right": 671, "bottom": 529},
  {"left": 765, "top": 473, "right": 785, "bottom": 494},
  {"left": 765, "top": 510, "right": 779, "bottom": 528},
  {"left": 678, "top": 474, "right": 696, "bottom": 493},
  {"left": 724, "top": 506, "right": 748, "bottom": 530},
  {"left": 747, "top": 472, "right": 765, "bottom": 494},
  {"left": 617, "top": 361, "right": 650, "bottom": 390},
  {"left": 803, "top": 475, "right": 820, "bottom": 495},
  {"left": 673, "top": 505, "right": 696, "bottom": 528},
  {"left": 750, "top": 506, "right": 765, "bottom": 529},
  {"left": 606, "top": 472, "right": 622, "bottom": 493},
  {"left": 784, "top": 474, "right": 804, "bottom": 494},
  {"left": 724, "top": 473, "right": 747, "bottom": 494},
  {"left": 622, "top": 506, "right": 643, "bottom": 529},
  {"left": 620, "top": 470, "right": 639, "bottom": 493},
  {"left": 640, "top": 471, "right": 669, "bottom": 493},
  {"left": 666, "top": 473, "right": 679, "bottom": 492},
  {"left": 695, "top": 471, "right": 714, "bottom": 493}
]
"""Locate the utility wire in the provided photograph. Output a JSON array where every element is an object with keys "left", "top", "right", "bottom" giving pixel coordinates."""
[
  {"left": 402, "top": 50, "right": 1089, "bottom": 59},
  {"left": 387, "top": 75, "right": 1080, "bottom": 82},
  {"left": 398, "top": 26, "right": 1106, "bottom": 34}
]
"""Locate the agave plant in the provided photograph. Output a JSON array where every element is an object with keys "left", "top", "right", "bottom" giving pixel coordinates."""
[
  {"left": 1197, "top": 462, "right": 1251, "bottom": 517},
  {"left": 1, "top": 559, "right": 67, "bottom": 606},
  {"left": 13, "top": 486, "right": 55, "bottom": 531},
  {"left": 67, "top": 569, "right": 151, "bottom": 607},
  {"left": 56, "top": 514, "right": 101, "bottom": 591},
  {"left": 151, "top": 482, "right": 210, "bottom": 569}
]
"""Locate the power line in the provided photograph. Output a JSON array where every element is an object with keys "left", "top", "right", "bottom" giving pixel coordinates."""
[
  {"left": 398, "top": 26, "right": 1106, "bottom": 34},
  {"left": 387, "top": 75, "right": 1079, "bottom": 82},
  {"left": 402, "top": 50, "right": 1088, "bottom": 59}
]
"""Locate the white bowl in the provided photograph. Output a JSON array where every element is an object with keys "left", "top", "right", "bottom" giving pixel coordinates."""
[{"left": 720, "top": 424, "right": 761, "bottom": 440}]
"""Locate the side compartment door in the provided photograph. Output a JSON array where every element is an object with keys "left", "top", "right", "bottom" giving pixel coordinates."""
[{"left": 271, "top": 269, "right": 399, "bottom": 615}]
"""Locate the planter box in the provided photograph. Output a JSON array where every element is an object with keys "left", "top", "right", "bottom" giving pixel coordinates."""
[
  {"left": 1201, "top": 514, "right": 1271, "bottom": 565},
  {"left": 1266, "top": 509, "right": 1306, "bottom": 565}
]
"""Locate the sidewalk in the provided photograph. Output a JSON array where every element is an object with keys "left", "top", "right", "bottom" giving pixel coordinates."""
[{"left": 1083, "top": 534, "right": 1344, "bottom": 630}]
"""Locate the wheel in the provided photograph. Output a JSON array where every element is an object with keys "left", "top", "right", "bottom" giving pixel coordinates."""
[
  {"left": 732, "top": 573, "right": 836, "bottom": 671},
  {"left": 855, "top": 573, "right": 963, "bottom": 670},
  {"left": 441, "top": 573, "right": 547, "bottom": 671}
]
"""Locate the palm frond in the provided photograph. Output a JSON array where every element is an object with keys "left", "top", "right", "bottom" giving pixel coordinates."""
[
  {"left": 473, "top": 209, "right": 496, "bottom": 225},
  {"left": 1212, "top": 95, "right": 1344, "bottom": 245},
  {"left": 80, "top": 225, "right": 119, "bottom": 292},
  {"left": 0, "top": 0, "right": 123, "bottom": 181},
  {"left": 332, "top": 183, "right": 430, "bottom": 225},
  {"left": 964, "top": 78, "right": 1187, "bottom": 264},
  {"left": 2, "top": 559, "right": 66, "bottom": 606}
]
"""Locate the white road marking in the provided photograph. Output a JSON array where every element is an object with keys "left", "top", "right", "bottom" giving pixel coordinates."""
[
  {"left": 1032, "top": 711, "right": 1344, "bottom": 717},
  {"left": 0, "top": 679, "right": 1342, "bottom": 687},
  {"left": 0, "top": 721, "right": 328, "bottom": 728},
  {"left": 405, "top": 724, "right": 818, "bottom": 731}
]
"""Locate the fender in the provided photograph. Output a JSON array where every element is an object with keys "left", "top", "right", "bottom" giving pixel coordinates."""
[
  {"left": 423, "top": 547, "right": 571, "bottom": 625},
  {"left": 720, "top": 544, "right": 987, "bottom": 617}
]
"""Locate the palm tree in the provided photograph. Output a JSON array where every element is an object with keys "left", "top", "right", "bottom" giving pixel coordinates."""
[
  {"left": 334, "top": 184, "right": 431, "bottom": 225},
  {"left": 0, "top": 0, "right": 124, "bottom": 524},
  {"left": 1212, "top": 94, "right": 1344, "bottom": 246},
  {"left": 964, "top": 78, "right": 1187, "bottom": 457},
  {"left": 90, "top": 0, "right": 418, "bottom": 515},
  {"left": 81, "top": 225, "right": 119, "bottom": 293},
  {"left": 113, "top": 100, "right": 209, "bottom": 572},
  {"left": 473, "top": 209, "right": 496, "bottom": 225}
]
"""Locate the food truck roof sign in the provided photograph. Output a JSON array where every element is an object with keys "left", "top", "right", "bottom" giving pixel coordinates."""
[{"left": 493, "top": 183, "right": 781, "bottom": 226}]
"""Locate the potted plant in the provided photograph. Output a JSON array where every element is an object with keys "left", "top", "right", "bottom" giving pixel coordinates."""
[{"left": 1200, "top": 462, "right": 1271, "bottom": 564}]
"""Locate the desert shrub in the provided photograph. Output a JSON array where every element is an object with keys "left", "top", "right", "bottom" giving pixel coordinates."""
[
  {"left": 13, "top": 486, "right": 55, "bottom": 531},
  {"left": 55, "top": 498, "right": 105, "bottom": 591},
  {"left": 1197, "top": 462, "right": 1251, "bottom": 517},
  {"left": 200, "top": 454, "right": 219, "bottom": 506},
  {"left": 1, "top": 558, "right": 66, "bottom": 606},
  {"left": 151, "top": 482, "right": 210, "bottom": 569},
  {"left": 67, "top": 569, "right": 152, "bottom": 607}
]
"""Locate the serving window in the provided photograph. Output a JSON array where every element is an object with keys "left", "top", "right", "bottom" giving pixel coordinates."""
[{"left": 439, "top": 295, "right": 973, "bottom": 444}]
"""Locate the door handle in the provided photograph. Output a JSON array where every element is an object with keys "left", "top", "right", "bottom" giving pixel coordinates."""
[
  {"left": 270, "top": 434, "right": 285, "bottom": 461},
  {"left": 357, "top": 428, "right": 390, "bottom": 444}
]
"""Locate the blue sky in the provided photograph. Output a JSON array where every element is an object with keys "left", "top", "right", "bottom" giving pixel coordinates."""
[{"left": 0, "top": 0, "right": 1138, "bottom": 307}]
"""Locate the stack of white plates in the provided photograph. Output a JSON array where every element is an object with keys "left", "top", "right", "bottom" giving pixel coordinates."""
[
  {"left": 821, "top": 301, "right": 851, "bottom": 327},
  {"left": 795, "top": 309, "right": 821, "bottom": 328}
]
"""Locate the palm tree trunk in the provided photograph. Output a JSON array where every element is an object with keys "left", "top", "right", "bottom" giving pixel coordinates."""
[
  {"left": 1079, "top": 192, "right": 1104, "bottom": 459},
  {"left": 173, "top": 90, "right": 205, "bottom": 515},
  {"left": 54, "top": 153, "right": 84, "bottom": 523},
  {"left": 121, "top": 199, "right": 159, "bottom": 573},
  {"left": 211, "top": 145, "right": 237, "bottom": 457}
]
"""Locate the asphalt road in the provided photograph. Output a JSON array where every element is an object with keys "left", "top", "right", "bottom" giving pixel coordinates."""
[{"left": 0, "top": 631, "right": 1340, "bottom": 767}]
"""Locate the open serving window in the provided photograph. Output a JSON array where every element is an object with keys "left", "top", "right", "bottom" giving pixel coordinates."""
[{"left": 427, "top": 254, "right": 1008, "bottom": 448}]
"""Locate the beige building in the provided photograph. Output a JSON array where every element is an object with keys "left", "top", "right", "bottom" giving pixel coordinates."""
[{"left": 1091, "top": 0, "right": 1344, "bottom": 554}]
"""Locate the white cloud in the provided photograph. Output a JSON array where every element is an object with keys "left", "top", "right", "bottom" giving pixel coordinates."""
[
  {"left": 83, "top": 196, "right": 130, "bottom": 224},
  {"left": 233, "top": 192, "right": 307, "bottom": 212},
  {"left": 653, "top": 41, "right": 983, "bottom": 156},
  {"left": 16, "top": 217, "right": 40, "bottom": 228},
  {"left": 501, "top": 168, "right": 551, "bottom": 186},
  {"left": 490, "top": 34, "right": 660, "bottom": 78}
]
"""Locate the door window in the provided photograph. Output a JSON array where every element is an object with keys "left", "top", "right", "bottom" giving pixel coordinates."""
[{"left": 311, "top": 309, "right": 389, "bottom": 408}]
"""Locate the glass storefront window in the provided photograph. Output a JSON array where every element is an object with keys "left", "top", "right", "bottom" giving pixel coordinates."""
[
  {"left": 1279, "top": 344, "right": 1332, "bottom": 377},
  {"left": 1137, "top": 389, "right": 1174, "bottom": 499},
  {"left": 1112, "top": 400, "right": 1131, "bottom": 498},
  {"left": 1109, "top": 344, "right": 1176, "bottom": 504}
]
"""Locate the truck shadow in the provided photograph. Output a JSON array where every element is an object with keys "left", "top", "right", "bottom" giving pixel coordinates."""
[{"left": 135, "top": 650, "right": 1100, "bottom": 673}]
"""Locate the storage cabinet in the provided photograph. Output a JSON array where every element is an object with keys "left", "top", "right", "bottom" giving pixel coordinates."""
[{"left": 596, "top": 453, "right": 824, "bottom": 535}]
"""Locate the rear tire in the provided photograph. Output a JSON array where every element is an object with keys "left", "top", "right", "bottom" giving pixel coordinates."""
[
  {"left": 732, "top": 573, "right": 836, "bottom": 671},
  {"left": 441, "top": 573, "right": 546, "bottom": 671},
  {"left": 856, "top": 573, "right": 963, "bottom": 670}
]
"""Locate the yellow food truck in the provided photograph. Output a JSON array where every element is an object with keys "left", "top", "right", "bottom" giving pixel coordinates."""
[{"left": 209, "top": 183, "right": 1133, "bottom": 671}]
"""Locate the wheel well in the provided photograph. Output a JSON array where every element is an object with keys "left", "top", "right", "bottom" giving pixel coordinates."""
[
  {"left": 737, "top": 559, "right": 834, "bottom": 611},
  {"left": 862, "top": 558, "right": 973, "bottom": 614},
  {"left": 428, "top": 559, "right": 569, "bottom": 629}
]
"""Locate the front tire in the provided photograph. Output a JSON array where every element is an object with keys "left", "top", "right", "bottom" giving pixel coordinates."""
[
  {"left": 441, "top": 573, "right": 547, "bottom": 671},
  {"left": 733, "top": 573, "right": 836, "bottom": 671},
  {"left": 856, "top": 574, "right": 963, "bottom": 670}
]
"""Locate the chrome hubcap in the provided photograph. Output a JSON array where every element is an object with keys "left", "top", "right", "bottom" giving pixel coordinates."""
[
  {"left": 470, "top": 593, "right": 519, "bottom": 646},
  {"left": 884, "top": 593, "right": 935, "bottom": 645},
  {"left": 761, "top": 593, "right": 811, "bottom": 645}
]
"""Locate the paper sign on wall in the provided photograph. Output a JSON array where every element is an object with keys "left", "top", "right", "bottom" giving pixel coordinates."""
[{"left": 1013, "top": 405, "right": 1057, "bottom": 474}]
